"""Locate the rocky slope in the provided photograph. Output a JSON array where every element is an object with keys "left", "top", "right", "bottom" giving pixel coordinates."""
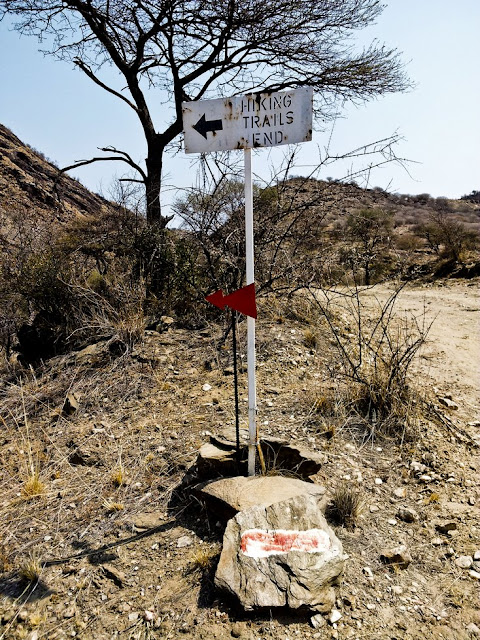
[{"left": 0, "top": 124, "right": 115, "bottom": 227}]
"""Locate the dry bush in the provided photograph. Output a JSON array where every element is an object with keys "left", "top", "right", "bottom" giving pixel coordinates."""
[
  {"left": 0, "top": 204, "right": 213, "bottom": 363},
  {"left": 308, "top": 283, "right": 431, "bottom": 440},
  {"left": 414, "top": 210, "right": 479, "bottom": 263}
]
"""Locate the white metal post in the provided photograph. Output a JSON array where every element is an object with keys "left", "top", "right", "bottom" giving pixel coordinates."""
[{"left": 244, "top": 148, "right": 256, "bottom": 476}]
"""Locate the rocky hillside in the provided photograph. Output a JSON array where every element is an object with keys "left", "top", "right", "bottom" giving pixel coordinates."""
[
  {"left": 0, "top": 124, "right": 115, "bottom": 227},
  {"left": 1, "top": 122, "right": 478, "bottom": 236}
]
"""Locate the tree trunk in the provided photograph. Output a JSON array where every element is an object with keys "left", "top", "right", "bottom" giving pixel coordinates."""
[
  {"left": 145, "top": 153, "right": 164, "bottom": 227},
  {"left": 365, "top": 261, "right": 371, "bottom": 286}
]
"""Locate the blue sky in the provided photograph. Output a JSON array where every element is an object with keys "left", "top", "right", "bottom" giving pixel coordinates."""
[{"left": 0, "top": 0, "right": 479, "bottom": 213}]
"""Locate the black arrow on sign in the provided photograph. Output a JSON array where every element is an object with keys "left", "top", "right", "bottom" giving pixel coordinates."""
[{"left": 192, "top": 113, "right": 223, "bottom": 140}]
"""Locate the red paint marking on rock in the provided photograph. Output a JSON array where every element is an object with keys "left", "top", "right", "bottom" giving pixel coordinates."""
[{"left": 241, "top": 528, "right": 331, "bottom": 558}]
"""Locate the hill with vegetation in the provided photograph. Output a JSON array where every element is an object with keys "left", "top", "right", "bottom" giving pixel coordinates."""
[{"left": 0, "top": 123, "right": 479, "bottom": 364}]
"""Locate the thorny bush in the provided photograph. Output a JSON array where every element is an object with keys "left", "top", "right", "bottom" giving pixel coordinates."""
[{"left": 308, "top": 282, "right": 432, "bottom": 441}]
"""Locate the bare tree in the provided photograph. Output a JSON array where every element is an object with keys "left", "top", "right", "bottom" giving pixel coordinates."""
[
  {"left": 1, "top": 0, "right": 409, "bottom": 226},
  {"left": 341, "top": 208, "right": 394, "bottom": 285}
]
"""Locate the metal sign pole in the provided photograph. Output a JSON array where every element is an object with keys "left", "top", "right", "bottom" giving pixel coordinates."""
[
  {"left": 231, "top": 310, "right": 241, "bottom": 471},
  {"left": 244, "top": 148, "right": 256, "bottom": 476}
]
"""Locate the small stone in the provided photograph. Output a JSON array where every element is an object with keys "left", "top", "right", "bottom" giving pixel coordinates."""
[
  {"left": 468, "top": 496, "right": 476, "bottom": 506},
  {"left": 431, "top": 537, "right": 444, "bottom": 546},
  {"left": 466, "top": 623, "right": 480, "bottom": 637},
  {"left": 439, "top": 397, "right": 459, "bottom": 410},
  {"left": 387, "top": 519, "right": 397, "bottom": 526},
  {"left": 366, "top": 603, "right": 376, "bottom": 611},
  {"left": 370, "top": 505, "right": 379, "bottom": 512},
  {"left": 392, "top": 585, "right": 403, "bottom": 595},
  {"left": 177, "top": 535, "right": 193, "bottom": 548},
  {"left": 397, "top": 507, "right": 418, "bottom": 523},
  {"left": 230, "top": 622, "right": 246, "bottom": 637},
  {"left": 436, "top": 522, "right": 457, "bottom": 535},
  {"left": 393, "top": 487, "right": 407, "bottom": 499},
  {"left": 310, "top": 614, "right": 326, "bottom": 629},
  {"left": 455, "top": 556, "right": 473, "bottom": 569},
  {"left": 63, "top": 606, "right": 76, "bottom": 619},
  {"left": 410, "top": 461, "right": 427, "bottom": 476},
  {"left": 473, "top": 550, "right": 480, "bottom": 561},
  {"left": 202, "top": 384, "right": 212, "bottom": 392},
  {"left": 63, "top": 392, "right": 80, "bottom": 416},
  {"left": 419, "top": 475, "right": 432, "bottom": 483},
  {"left": 128, "top": 613, "right": 139, "bottom": 622},
  {"left": 103, "top": 564, "right": 126, "bottom": 587},
  {"left": 469, "top": 570, "right": 480, "bottom": 580},
  {"left": 380, "top": 545, "right": 412, "bottom": 570},
  {"left": 363, "top": 567, "right": 373, "bottom": 579},
  {"left": 374, "top": 478, "right": 383, "bottom": 485},
  {"left": 329, "top": 609, "right": 342, "bottom": 624},
  {"left": 144, "top": 610, "right": 155, "bottom": 622}
]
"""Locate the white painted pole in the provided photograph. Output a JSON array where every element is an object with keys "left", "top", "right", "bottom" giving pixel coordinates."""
[{"left": 244, "top": 148, "right": 256, "bottom": 476}]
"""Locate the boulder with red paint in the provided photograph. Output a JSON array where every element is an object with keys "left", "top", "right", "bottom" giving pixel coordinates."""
[{"left": 215, "top": 493, "right": 347, "bottom": 612}]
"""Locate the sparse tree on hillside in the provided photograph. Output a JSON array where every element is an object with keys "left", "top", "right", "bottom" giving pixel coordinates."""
[
  {"left": 342, "top": 208, "right": 394, "bottom": 285},
  {"left": 175, "top": 172, "right": 332, "bottom": 294},
  {"left": 1, "top": 0, "right": 409, "bottom": 226},
  {"left": 415, "top": 211, "right": 477, "bottom": 264}
]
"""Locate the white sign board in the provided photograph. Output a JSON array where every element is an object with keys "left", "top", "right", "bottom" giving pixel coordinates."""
[{"left": 182, "top": 87, "right": 313, "bottom": 154}]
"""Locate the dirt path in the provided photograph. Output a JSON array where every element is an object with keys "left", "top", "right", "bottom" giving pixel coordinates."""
[{"left": 362, "top": 280, "right": 480, "bottom": 424}]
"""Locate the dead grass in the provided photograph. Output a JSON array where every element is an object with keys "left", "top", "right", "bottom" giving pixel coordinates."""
[
  {"left": 102, "top": 499, "right": 125, "bottom": 512},
  {"left": 22, "top": 472, "right": 45, "bottom": 498},
  {"left": 326, "top": 483, "right": 365, "bottom": 529},
  {"left": 18, "top": 552, "right": 42, "bottom": 584}
]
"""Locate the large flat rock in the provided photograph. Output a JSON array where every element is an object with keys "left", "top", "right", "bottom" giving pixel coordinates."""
[
  {"left": 197, "top": 475, "right": 327, "bottom": 522},
  {"left": 215, "top": 493, "right": 347, "bottom": 612}
]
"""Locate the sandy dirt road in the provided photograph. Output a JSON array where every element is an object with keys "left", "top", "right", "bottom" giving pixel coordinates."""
[{"left": 361, "top": 281, "right": 480, "bottom": 426}]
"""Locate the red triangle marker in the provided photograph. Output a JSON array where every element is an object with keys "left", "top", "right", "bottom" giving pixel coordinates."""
[
  {"left": 205, "top": 284, "right": 257, "bottom": 319},
  {"left": 224, "top": 283, "right": 257, "bottom": 319},
  {"left": 205, "top": 289, "right": 226, "bottom": 310}
]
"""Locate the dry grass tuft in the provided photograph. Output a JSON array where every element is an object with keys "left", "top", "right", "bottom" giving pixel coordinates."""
[
  {"left": 103, "top": 499, "right": 125, "bottom": 512},
  {"left": 326, "top": 483, "right": 364, "bottom": 529},
  {"left": 22, "top": 472, "right": 45, "bottom": 498},
  {"left": 18, "top": 552, "right": 42, "bottom": 584},
  {"left": 303, "top": 328, "right": 317, "bottom": 349},
  {"left": 188, "top": 546, "right": 220, "bottom": 574},
  {"left": 111, "top": 465, "right": 126, "bottom": 487}
]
